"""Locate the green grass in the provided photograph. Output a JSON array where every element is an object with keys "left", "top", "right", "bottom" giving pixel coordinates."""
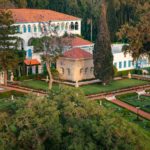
[
  {"left": 97, "top": 99, "right": 150, "bottom": 132},
  {"left": 80, "top": 79, "right": 149, "bottom": 95},
  {"left": 19, "top": 80, "right": 59, "bottom": 91},
  {"left": 116, "top": 93, "right": 150, "bottom": 113},
  {"left": 19, "top": 79, "right": 149, "bottom": 95}
]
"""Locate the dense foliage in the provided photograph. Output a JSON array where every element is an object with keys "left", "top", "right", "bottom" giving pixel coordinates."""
[
  {"left": 117, "top": 1, "right": 150, "bottom": 60},
  {"left": 93, "top": 0, "right": 114, "bottom": 84},
  {"left": 0, "top": 86, "right": 149, "bottom": 149},
  {"left": 0, "top": 0, "right": 149, "bottom": 42},
  {"left": 0, "top": 9, "right": 22, "bottom": 85}
]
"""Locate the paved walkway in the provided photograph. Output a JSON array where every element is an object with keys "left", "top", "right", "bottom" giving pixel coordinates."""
[
  {"left": 132, "top": 74, "right": 150, "bottom": 81},
  {"left": 0, "top": 85, "right": 45, "bottom": 96},
  {"left": 106, "top": 98, "right": 150, "bottom": 120}
]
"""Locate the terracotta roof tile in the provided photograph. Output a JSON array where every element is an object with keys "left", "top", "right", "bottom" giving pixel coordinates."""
[
  {"left": 24, "top": 59, "right": 40, "bottom": 65},
  {"left": 2, "top": 9, "right": 80, "bottom": 23},
  {"left": 64, "top": 48, "right": 92, "bottom": 59},
  {"left": 63, "top": 36, "right": 93, "bottom": 47}
]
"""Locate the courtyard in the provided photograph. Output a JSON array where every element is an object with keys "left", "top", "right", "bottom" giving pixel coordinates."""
[
  {"left": 97, "top": 99, "right": 150, "bottom": 133},
  {"left": 19, "top": 78, "right": 149, "bottom": 95},
  {"left": 116, "top": 93, "right": 150, "bottom": 113}
]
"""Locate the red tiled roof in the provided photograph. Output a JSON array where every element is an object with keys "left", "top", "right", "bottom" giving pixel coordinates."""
[
  {"left": 64, "top": 48, "right": 92, "bottom": 59},
  {"left": 24, "top": 59, "right": 40, "bottom": 65},
  {"left": 63, "top": 36, "right": 93, "bottom": 47},
  {"left": 1, "top": 9, "right": 80, "bottom": 23}
]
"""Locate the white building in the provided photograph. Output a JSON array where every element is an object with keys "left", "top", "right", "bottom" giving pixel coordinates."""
[
  {"left": 9, "top": 8, "right": 81, "bottom": 58},
  {"left": 112, "top": 44, "right": 150, "bottom": 71},
  {"left": 6, "top": 8, "right": 82, "bottom": 74},
  {"left": 2, "top": 8, "right": 149, "bottom": 77}
]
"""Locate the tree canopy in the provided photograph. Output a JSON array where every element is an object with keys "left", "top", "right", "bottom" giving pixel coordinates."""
[
  {"left": 0, "top": 86, "right": 150, "bottom": 149},
  {"left": 117, "top": 1, "right": 150, "bottom": 60}
]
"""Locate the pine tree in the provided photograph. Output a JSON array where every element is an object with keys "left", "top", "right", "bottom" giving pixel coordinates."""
[
  {"left": 93, "top": 0, "right": 114, "bottom": 85},
  {"left": 0, "top": 9, "right": 19, "bottom": 86}
]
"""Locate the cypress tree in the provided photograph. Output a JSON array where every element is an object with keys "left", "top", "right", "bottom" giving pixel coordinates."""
[{"left": 93, "top": 0, "right": 114, "bottom": 85}]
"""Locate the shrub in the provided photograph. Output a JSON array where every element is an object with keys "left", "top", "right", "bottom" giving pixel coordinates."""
[
  {"left": 0, "top": 91, "right": 25, "bottom": 99},
  {"left": 116, "top": 93, "right": 137, "bottom": 100}
]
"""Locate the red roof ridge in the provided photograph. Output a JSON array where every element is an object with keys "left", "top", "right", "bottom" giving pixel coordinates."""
[
  {"left": 1, "top": 8, "right": 81, "bottom": 23},
  {"left": 63, "top": 36, "right": 93, "bottom": 47},
  {"left": 64, "top": 47, "right": 92, "bottom": 59}
]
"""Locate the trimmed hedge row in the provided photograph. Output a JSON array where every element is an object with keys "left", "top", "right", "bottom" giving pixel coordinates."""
[{"left": 0, "top": 91, "right": 25, "bottom": 99}]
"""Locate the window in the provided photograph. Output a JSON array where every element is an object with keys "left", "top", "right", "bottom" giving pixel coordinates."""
[
  {"left": 128, "top": 60, "right": 131, "bottom": 67},
  {"left": 28, "top": 25, "right": 31, "bottom": 32},
  {"left": 56, "top": 23, "right": 60, "bottom": 31},
  {"left": 70, "top": 22, "right": 74, "bottom": 30},
  {"left": 119, "top": 62, "right": 122, "bottom": 69},
  {"left": 23, "top": 25, "right": 27, "bottom": 33},
  {"left": 124, "top": 61, "right": 126, "bottom": 68},
  {"left": 60, "top": 67, "right": 64, "bottom": 74},
  {"left": 67, "top": 68, "right": 71, "bottom": 75},
  {"left": 17, "top": 25, "right": 20, "bottom": 33},
  {"left": 28, "top": 49, "right": 32, "bottom": 59},
  {"left": 65, "top": 23, "right": 68, "bottom": 30},
  {"left": 61, "top": 22, "right": 65, "bottom": 30},
  {"left": 80, "top": 68, "right": 83, "bottom": 74},
  {"left": 34, "top": 25, "right": 37, "bottom": 32},
  {"left": 114, "top": 62, "right": 117, "bottom": 67},
  {"left": 38, "top": 24, "right": 41, "bottom": 32},
  {"left": 75, "top": 22, "right": 79, "bottom": 30},
  {"left": 85, "top": 68, "right": 88, "bottom": 74},
  {"left": 90, "top": 67, "right": 94, "bottom": 73}
]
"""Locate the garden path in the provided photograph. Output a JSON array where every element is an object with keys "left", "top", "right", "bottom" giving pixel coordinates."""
[{"left": 106, "top": 97, "right": 150, "bottom": 120}]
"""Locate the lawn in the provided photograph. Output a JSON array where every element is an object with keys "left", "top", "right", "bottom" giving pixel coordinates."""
[
  {"left": 80, "top": 79, "right": 149, "bottom": 95},
  {"left": 19, "top": 79, "right": 149, "bottom": 95},
  {"left": 96, "top": 99, "right": 150, "bottom": 132},
  {"left": 116, "top": 93, "right": 150, "bottom": 113},
  {"left": 19, "top": 80, "right": 59, "bottom": 91}
]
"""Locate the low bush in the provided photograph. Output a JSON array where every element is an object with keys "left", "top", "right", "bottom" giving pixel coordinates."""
[
  {"left": 15, "top": 74, "right": 46, "bottom": 81},
  {"left": 0, "top": 91, "right": 25, "bottom": 99},
  {"left": 116, "top": 93, "right": 137, "bottom": 100}
]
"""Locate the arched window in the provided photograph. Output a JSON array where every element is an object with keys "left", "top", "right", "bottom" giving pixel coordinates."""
[
  {"left": 85, "top": 67, "right": 88, "bottom": 74},
  {"left": 80, "top": 68, "right": 83, "bottom": 74},
  {"left": 61, "top": 22, "right": 65, "bottom": 30},
  {"left": 33, "top": 25, "right": 37, "bottom": 32},
  {"left": 67, "top": 68, "right": 71, "bottom": 75},
  {"left": 38, "top": 24, "right": 41, "bottom": 32},
  {"left": 65, "top": 23, "right": 69, "bottom": 30},
  {"left": 28, "top": 25, "right": 31, "bottom": 32},
  {"left": 17, "top": 25, "right": 20, "bottom": 33},
  {"left": 70, "top": 22, "right": 74, "bottom": 30},
  {"left": 75, "top": 22, "right": 79, "bottom": 30},
  {"left": 23, "top": 25, "right": 27, "bottom": 33},
  {"left": 56, "top": 23, "right": 60, "bottom": 31}
]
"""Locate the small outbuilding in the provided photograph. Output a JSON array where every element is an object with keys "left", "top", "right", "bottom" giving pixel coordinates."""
[{"left": 57, "top": 48, "right": 94, "bottom": 82}]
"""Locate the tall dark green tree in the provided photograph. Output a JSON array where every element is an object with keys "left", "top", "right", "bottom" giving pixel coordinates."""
[
  {"left": 93, "top": 0, "right": 114, "bottom": 85},
  {"left": 0, "top": 9, "right": 19, "bottom": 86}
]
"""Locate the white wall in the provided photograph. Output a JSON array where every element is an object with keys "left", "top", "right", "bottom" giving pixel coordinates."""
[
  {"left": 14, "top": 20, "right": 81, "bottom": 56},
  {"left": 113, "top": 52, "right": 135, "bottom": 71}
]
